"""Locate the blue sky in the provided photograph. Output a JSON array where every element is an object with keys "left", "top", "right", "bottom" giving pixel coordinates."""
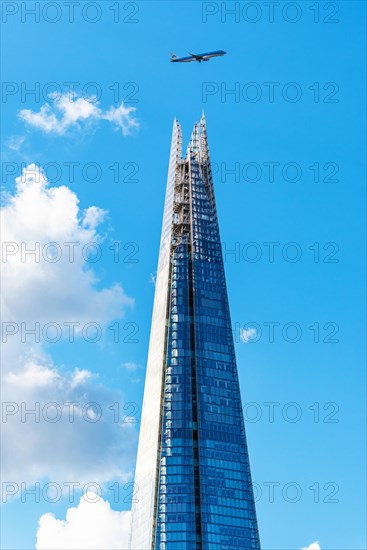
[{"left": 1, "top": 2, "right": 366, "bottom": 549}]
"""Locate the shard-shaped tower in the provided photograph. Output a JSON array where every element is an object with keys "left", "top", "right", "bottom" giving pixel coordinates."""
[{"left": 130, "top": 116, "right": 260, "bottom": 550}]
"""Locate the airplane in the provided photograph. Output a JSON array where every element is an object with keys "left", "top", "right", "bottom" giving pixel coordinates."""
[{"left": 170, "top": 50, "right": 227, "bottom": 63}]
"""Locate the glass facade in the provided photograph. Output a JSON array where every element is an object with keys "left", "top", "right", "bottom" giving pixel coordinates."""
[{"left": 130, "top": 116, "right": 260, "bottom": 550}]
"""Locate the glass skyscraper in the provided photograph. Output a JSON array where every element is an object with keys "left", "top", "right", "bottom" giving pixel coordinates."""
[{"left": 130, "top": 115, "right": 260, "bottom": 550}]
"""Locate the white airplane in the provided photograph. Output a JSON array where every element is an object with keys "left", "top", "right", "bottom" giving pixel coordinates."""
[{"left": 170, "top": 50, "right": 227, "bottom": 63}]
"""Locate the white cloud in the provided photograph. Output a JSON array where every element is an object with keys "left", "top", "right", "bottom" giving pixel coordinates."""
[
  {"left": 69, "top": 368, "right": 94, "bottom": 389},
  {"left": 1, "top": 164, "right": 133, "bottom": 327},
  {"left": 36, "top": 493, "right": 131, "bottom": 550},
  {"left": 240, "top": 327, "right": 258, "bottom": 343},
  {"left": 1, "top": 164, "right": 137, "bottom": 488},
  {"left": 103, "top": 102, "right": 139, "bottom": 136},
  {"left": 5, "top": 360, "right": 62, "bottom": 389},
  {"left": 19, "top": 93, "right": 138, "bottom": 136},
  {"left": 121, "top": 362, "right": 142, "bottom": 372},
  {"left": 2, "top": 349, "right": 137, "bottom": 487},
  {"left": 82, "top": 206, "right": 107, "bottom": 230},
  {"left": 7, "top": 134, "right": 26, "bottom": 151},
  {"left": 300, "top": 542, "right": 321, "bottom": 550}
]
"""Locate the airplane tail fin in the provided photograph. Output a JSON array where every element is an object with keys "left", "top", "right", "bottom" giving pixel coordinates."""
[{"left": 170, "top": 52, "right": 177, "bottom": 58}]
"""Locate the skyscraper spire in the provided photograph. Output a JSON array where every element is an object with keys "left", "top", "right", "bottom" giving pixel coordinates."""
[{"left": 130, "top": 116, "right": 260, "bottom": 550}]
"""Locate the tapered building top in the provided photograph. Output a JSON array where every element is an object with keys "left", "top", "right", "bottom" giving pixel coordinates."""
[{"left": 130, "top": 116, "right": 260, "bottom": 550}]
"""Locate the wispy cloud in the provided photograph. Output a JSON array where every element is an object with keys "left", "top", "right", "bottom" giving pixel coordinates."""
[
  {"left": 240, "top": 327, "right": 258, "bottom": 343},
  {"left": 82, "top": 206, "right": 108, "bottom": 230},
  {"left": 6, "top": 135, "right": 26, "bottom": 151},
  {"left": 122, "top": 362, "right": 143, "bottom": 372},
  {"left": 18, "top": 93, "right": 139, "bottom": 136}
]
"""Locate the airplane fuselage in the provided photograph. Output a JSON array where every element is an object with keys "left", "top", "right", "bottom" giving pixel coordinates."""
[{"left": 170, "top": 50, "right": 226, "bottom": 63}]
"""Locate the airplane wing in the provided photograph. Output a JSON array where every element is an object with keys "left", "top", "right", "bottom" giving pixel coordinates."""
[{"left": 188, "top": 52, "right": 204, "bottom": 61}]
